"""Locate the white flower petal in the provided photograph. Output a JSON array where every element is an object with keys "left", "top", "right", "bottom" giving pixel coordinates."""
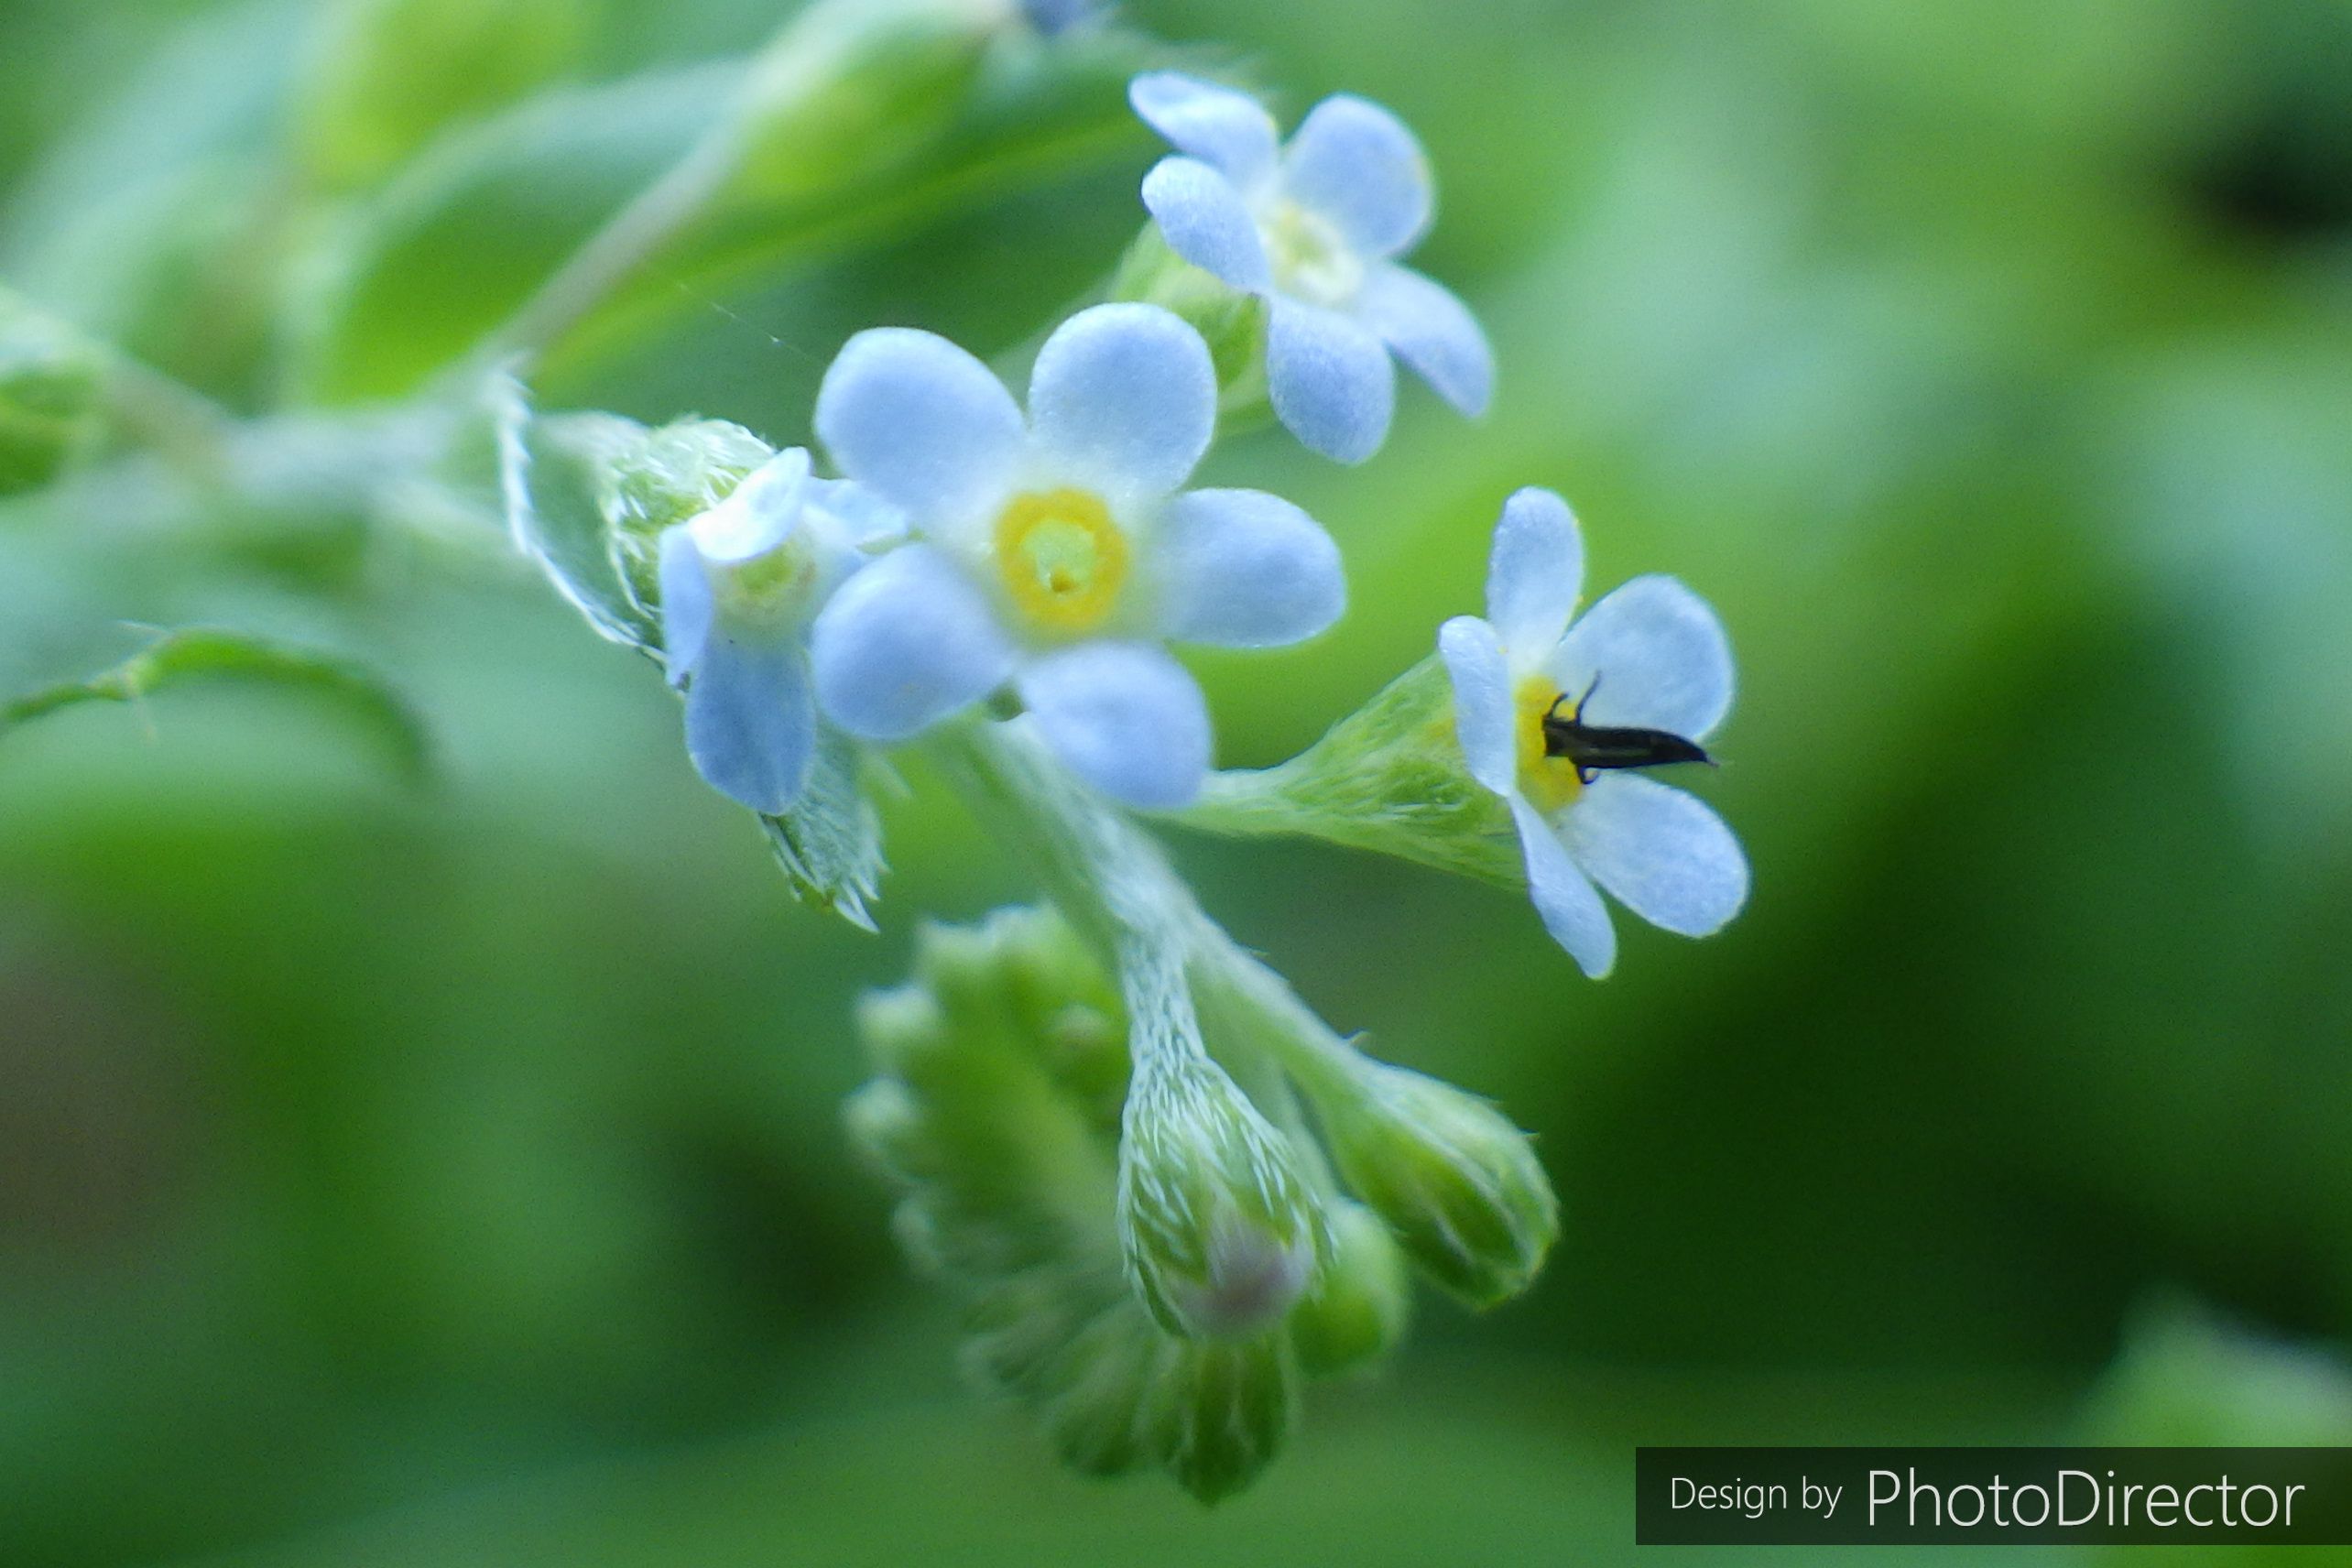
[
  {"left": 1437, "top": 615, "right": 1516, "bottom": 795},
  {"left": 1018, "top": 641, "right": 1211, "bottom": 809},
  {"left": 1281, "top": 93, "right": 1432, "bottom": 260},
  {"left": 659, "top": 526, "right": 713, "bottom": 687},
  {"left": 1266, "top": 299, "right": 1396, "bottom": 465},
  {"left": 811, "top": 545, "right": 1015, "bottom": 740},
  {"left": 1563, "top": 773, "right": 1748, "bottom": 938},
  {"left": 682, "top": 634, "right": 816, "bottom": 815},
  {"left": 689, "top": 448, "right": 811, "bottom": 563},
  {"left": 1141, "top": 156, "right": 1271, "bottom": 293},
  {"left": 1544, "top": 574, "right": 1736, "bottom": 740},
  {"left": 1356, "top": 265, "right": 1491, "bottom": 417},
  {"left": 1155, "top": 488, "right": 1344, "bottom": 648},
  {"left": 813, "top": 328, "right": 1022, "bottom": 522},
  {"left": 1483, "top": 486, "right": 1584, "bottom": 663},
  {"left": 1028, "top": 303, "right": 1216, "bottom": 499},
  {"left": 1513, "top": 795, "right": 1616, "bottom": 977},
  {"left": 1128, "top": 71, "right": 1279, "bottom": 188}
]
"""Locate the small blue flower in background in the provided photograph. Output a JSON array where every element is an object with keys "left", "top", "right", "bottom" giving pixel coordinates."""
[
  {"left": 808, "top": 301, "right": 1345, "bottom": 810},
  {"left": 1439, "top": 488, "right": 1747, "bottom": 976},
  {"left": 659, "top": 448, "right": 900, "bottom": 814},
  {"left": 1129, "top": 71, "right": 1494, "bottom": 465}
]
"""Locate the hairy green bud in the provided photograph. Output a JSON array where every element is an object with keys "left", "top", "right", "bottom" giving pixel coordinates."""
[
  {"left": 1119, "top": 1054, "right": 1323, "bottom": 1340},
  {"left": 1109, "top": 226, "right": 1268, "bottom": 418},
  {"left": 1287, "top": 1199, "right": 1411, "bottom": 1376},
  {"left": 1313, "top": 1060, "right": 1559, "bottom": 1307}
]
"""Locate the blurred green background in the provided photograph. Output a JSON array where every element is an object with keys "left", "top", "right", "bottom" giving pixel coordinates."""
[{"left": 4, "top": 0, "right": 2351, "bottom": 1562}]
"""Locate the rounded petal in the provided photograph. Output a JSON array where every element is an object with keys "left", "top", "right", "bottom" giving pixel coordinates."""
[
  {"left": 1266, "top": 299, "right": 1396, "bottom": 465},
  {"left": 1544, "top": 574, "right": 1736, "bottom": 740},
  {"left": 1028, "top": 303, "right": 1216, "bottom": 499},
  {"left": 1483, "top": 487, "right": 1584, "bottom": 661},
  {"left": 1155, "top": 488, "right": 1344, "bottom": 648},
  {"left": 811, "top": 545, "right": 1015, "bottom": 740},
  {"left": 813, "top": 328, "right": 1022, "bottom": 522},
  {"left": 689, "top": 447, "right": 811, "bottom": 563},
  {"left": 1128, "top": 71, "right": 1279, "bottom": 188},
  {"left": 1357, "top": 265, "right": 1491, "bottom": 417},
  {"left": 1513, "top": 795, "right": 1616, "bottom": 977},
  {"left": 1281, "top": 93, "right": 1432, "bottom": 259},
  {"left": 1018, "top": 642, "right": 1211, "bottom": 809},
  {"left": 682, "top": 635, "right": 816, "bottom": 815},
  {"left": 1436, "top": 615, "right": 1515, "bottom": 795},
  {"left": 1563, "top": 773, "right": 1748, "bottom": 938},
  {"left": 1141, "top": 156, "right": 1271, "bottom": 292},
  {"left": 659, "top": 526, "right": 715, "bottom": 687}
]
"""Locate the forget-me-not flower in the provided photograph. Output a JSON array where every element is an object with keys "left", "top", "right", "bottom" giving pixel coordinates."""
[
  {"left": 1129, "top": 71, "right": 1493, "bottom": 465},
  {"left": 1438, "top": 488, "right": 1747, "bottom": 976},
  {"left": 808, "top": 301, "right": 1345, "bottom": 810},
  {"left": 659, "top": 448, "right": 899, "bottom": 814}
]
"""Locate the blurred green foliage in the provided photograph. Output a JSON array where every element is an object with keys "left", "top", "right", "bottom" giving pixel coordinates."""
[{"left": 1, "top": 0, "right": 2349, "bottom": 1563}]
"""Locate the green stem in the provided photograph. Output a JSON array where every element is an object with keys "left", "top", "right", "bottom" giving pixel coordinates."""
[{"left": 923, "top": 719, "right": 1373, "bottom": 1123}]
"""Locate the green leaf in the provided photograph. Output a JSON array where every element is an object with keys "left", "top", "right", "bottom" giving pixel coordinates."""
[
  {"left": 0, "top": 627, "right": 430, "bottom": 782},
  {"left": 491, "top": 376, "right": 665, "bottom": 652},
  {"left": 758, "top": 732, "right": 887, "bottom": 932},
  {"left": 295, "top": 0, "right": 593, "bottom": 192}
]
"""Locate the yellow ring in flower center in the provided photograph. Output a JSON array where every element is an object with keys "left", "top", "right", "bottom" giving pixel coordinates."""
[
  {"left": 1514, "top": 675, "right": 1584, "bottom": 814},
  {"left": 994, "top": 487, "right": 1128, "bottom": 635}
]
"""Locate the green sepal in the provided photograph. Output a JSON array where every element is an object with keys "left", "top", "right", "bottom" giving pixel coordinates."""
[{"left": 1180, "top": 655, "right": 1523, "bottom": 886}]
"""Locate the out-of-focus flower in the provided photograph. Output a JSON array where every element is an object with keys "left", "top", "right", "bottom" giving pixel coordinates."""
[{"left": 1130, "top": 71, "right": 1492, "bottom": 464}]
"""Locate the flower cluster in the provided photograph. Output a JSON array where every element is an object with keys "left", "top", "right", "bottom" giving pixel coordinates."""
[{"left": 526, "top": 47, "right": 1755, "bottom": 1502}]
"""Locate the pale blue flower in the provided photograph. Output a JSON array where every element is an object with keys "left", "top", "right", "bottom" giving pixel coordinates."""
[
  {"left": 659, "top": 448, "right": 900, "bottom": 814},
  {"left": 1438, "top": 488, "right": 1746, "bottom": 976},
  {"left": 809, "top": 302, "right": 1345, "bottom": 809},
  {"left": 1130, "top": 71, "right": 1493, "bottom": 465}
]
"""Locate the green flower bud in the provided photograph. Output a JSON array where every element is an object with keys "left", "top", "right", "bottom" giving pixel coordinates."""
[
  {"left": 1313, "top": 1060, "right": 1559, "bottom": 1307},
  {"left": 0, "top": 288, "right": 104, "bottom": 495},
  {"left": 1287, "top": 1199, "right": 1411, "bottom": 1377},
  {"left": 1109, "top": 226, "right": 1267, "bottom": 417},
  {"left": 1179, "top": 655, "right": 1521, "bottom": 887},
  {"left": 598, "top": 416, "right": 776, "bottom": 618},
  {"left": 1147, "top": 1334, "right": 1298, "bottom": 1505},
  {"left": 1119, "top": 1056, "right": 1323, "bottom": 1341}
]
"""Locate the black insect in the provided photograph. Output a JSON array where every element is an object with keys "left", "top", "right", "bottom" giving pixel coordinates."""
[{"left": 1541, "top": 676, "right": 1715, "bottom": 784}]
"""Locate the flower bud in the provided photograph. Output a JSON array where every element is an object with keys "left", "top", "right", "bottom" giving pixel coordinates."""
[
  {"left": 1118, "top": 1056, "right": 1322, "bottom": 1341},
  {"left": 1148, "top": 1334, "right": 1298, "bottom": 1505},
  {"left": 1314, "top": 1061, "right": 1558, "bottom": 1307},
  {"left": 1287, "top": 1199, "right": 1410, "bottom": 1376},
  {"left": 0, "top": 288, "right": 103, "bottom": 495}
]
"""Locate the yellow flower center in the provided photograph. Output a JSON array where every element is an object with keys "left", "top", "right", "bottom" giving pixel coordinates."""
[
  {"left": 1264, "top": 201, "right": 1364, "bottom": 308},
  {"left": 1514, "top": 675, "right": 1585, "bottom": 815},
  {"left": 994, "top": 487, "right": 1129, "bottom": 636}
]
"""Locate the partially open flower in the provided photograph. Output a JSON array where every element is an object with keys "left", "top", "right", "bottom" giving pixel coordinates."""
[
  {"left": 1439, "top": 487, "right": 1748, "bottom": 975},
  {"left": 1130, "top": 71, "right": 1492, "bottom": 464},
  {"left": 809, "top": 302, "right": 1345, "bottom": 809},
  {"left": 658, "top": 448, "right": 899, "bottom": 813}
]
